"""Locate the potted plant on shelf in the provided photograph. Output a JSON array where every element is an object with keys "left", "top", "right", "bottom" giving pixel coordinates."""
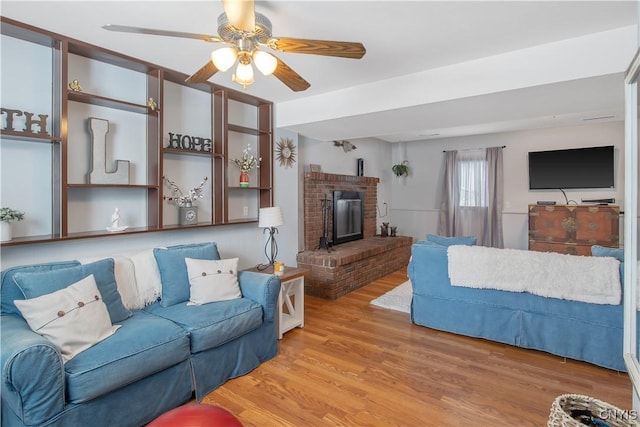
[
  {"left": 163, "top": 176, "right": 208, "bottom": 226},
  {"left": 1, "top": 207, "right": 25, "bottom": 242},
  {"left": 232, "top": 145, "right": 261, "bottom": 188},
  {"left": 392, "top": 160, "right": 410, "bottom": 177}
]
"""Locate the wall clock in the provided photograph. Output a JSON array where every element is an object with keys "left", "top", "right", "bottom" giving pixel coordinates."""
[{"left": 276, "top": 137, "right": 296, "bottom": 168}]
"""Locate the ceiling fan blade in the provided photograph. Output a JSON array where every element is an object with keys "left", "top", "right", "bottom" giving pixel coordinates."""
[
  {"left": 269, "top": 37, "right": 366, "bottom": 59},
  {"left": 272, "top": 56, "right": 310, "bottom": 92},
  {"left": 222, "top": 0, "right": 255, "bottom": 32},
  {"left": 102, "top": 24, "right": 221, "bottom": 43},
  {"left": 185, "top": 61, "right": 219, "bottom": 84}
]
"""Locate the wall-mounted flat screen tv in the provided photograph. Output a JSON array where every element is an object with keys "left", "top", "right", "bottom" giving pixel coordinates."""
[{"left": 528, "top": 145, "right": 614, "bottom": 190}]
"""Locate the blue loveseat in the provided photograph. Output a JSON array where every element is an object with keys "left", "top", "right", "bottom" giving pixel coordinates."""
[
  {"left": 408, "top": 241, "right": 625, "bottom": 371},
  {"left": 1, "top": 242, "right": 280, "bottom": 427}
]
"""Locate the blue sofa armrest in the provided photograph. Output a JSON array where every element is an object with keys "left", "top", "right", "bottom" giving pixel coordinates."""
[
  {"left": 237, "top": 271, "right": 281, "bottom": 322},
  {"left": 1, "top": 314, "right": 65, "bottom": 426}
]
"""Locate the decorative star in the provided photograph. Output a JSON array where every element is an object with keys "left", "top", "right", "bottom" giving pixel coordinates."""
[{"left": 276, "top": 137, "right": 296, "bottom": 168}]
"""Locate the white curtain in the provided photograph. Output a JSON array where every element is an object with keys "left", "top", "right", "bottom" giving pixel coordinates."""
[{"left": 438, "top": 147, "right": 504, "bottom": 248}]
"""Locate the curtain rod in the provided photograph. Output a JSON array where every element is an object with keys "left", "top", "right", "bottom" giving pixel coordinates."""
[{"left": 443, "top": 145, "right": 506, "bottom": 153}]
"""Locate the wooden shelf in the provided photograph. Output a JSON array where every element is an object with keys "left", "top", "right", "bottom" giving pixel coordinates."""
[
  {"left": 67, "top": 91, "right": 150, "bottom": 114},
  {"left": 228, "top": 124, "right": 271, "bottom": 136},
  {"left": 0, "top": 130, "right": 61, "bottom": 143},
  {"left": 1, "top": 16, "right": 273, "bottom": 246},
  {"left": 67, "top": 184, "right": 158, "bottom": 189},
  {"left": 162, "top": 147, "right": 219, "bottom": 157}
]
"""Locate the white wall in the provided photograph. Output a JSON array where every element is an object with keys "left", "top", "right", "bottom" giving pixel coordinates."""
[
  {"left": 0, "top": 224, "right": 265, "bottom": 270},
  {"left": 273, "top": 128, "right": 300, "bottom": 267},
  {"left": 390, "top": 121, "right": 625, "bottom": 249}
]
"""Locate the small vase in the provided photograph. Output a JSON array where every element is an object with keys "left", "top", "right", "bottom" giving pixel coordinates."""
[
  {"left": 179, "top": 204, "right": 198, "bottom": 226},
  {"left": 1, "top": 221, "right": 12, "bottom": 242},
  {"left": 239, "top": 170, "right": 249, "bottom": 188}
]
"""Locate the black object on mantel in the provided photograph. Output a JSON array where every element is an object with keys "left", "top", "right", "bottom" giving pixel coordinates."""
[
  {"left": 582, "top": 198, "right": 615, "bottom": 204},
  {"left": 537, "top": 201, "right": 556, "bottom": 205},
  {"left": 357, "top": 158, "right": 364, "bottom": 176}
]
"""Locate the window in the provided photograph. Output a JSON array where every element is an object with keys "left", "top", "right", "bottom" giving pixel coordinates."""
[{"left": 457, "top": 152, "right": 487, "bottom": 208}]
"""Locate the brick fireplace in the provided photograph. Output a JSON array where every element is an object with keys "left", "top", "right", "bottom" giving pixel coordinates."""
[
  {"left": 296, "top": 172, "right": 412, "bottom": 299},
  {"left": 301, "top": 172, "right": 379, "bottom": 251}
]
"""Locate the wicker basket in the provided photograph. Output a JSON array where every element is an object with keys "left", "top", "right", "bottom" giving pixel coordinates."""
[{"left": 548, "top": 394, "right": 638, "bottom": 427}]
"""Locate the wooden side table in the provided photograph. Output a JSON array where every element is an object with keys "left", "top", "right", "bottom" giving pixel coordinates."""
[{"left": 245, "top": 265, "right": 308, "bottom": 339}]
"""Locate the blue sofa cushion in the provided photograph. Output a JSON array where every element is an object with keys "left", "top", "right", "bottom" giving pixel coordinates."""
[
  {"left": 12, "top": 258, "right": 131, "bottom": 323},
  {"left": 592, "top": 245, "right": 624, "bottom": 262},
  {"left": 145, "top": 298, "right": 263, "bottom": 353},
  {"left": 63, "top": 311, "right": 190, "bottom": 403},
  {"left": 1, "top": 261, "right": 80, "bottom": 316},
  {"left": 426, "top": 233, "right": 477, "bottom": 246},
  {"left": 154, "top": 242, "right": 221, "bottom": 307}
]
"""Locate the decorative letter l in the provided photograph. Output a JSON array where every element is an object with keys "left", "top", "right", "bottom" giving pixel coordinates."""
[{"left": 88, "top": 117, "right": 130, "bottom": 185}]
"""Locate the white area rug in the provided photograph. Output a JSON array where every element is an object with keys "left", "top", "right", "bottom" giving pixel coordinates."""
[{"left": 370, "top": 280, "right": 412, "bottom": 313}]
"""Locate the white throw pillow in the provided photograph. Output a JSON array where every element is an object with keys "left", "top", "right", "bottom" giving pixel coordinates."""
[
  {"left": 185, "top": 257, "right": 242, "bottom": 305},
  {"left": 14, "top": 274, "right": 121, "bottom": 363}
]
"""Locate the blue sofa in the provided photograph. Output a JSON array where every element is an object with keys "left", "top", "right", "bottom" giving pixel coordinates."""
[
  {"left": 408, "top": 242, "right": 625, "bottom": 371},
  {"left": 1, "top": 242, "right": 280, "bottom": 427}
]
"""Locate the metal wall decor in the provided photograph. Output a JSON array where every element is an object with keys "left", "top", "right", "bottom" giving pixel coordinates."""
[
  {"left": 166, "top": 132, "right": 212, "bottom": 153},
  {"left": 1, "top": 107, "right": 50, "bottom": 136},
  {"left": 275, "top": 137, "right": 296, "bottom": 168}
]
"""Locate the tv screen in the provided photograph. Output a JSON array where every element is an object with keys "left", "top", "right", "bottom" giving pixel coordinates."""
[{"left": 528, "top": 145, "right": 614, "bottom": 190}]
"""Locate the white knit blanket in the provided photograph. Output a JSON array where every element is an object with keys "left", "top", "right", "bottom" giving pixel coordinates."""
[{"left": 447, "top": 246, "right": 621, "bottom": 305}]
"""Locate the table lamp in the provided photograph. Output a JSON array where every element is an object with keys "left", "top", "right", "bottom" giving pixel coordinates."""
[{"left": 257, "top": 206, "right": 284, "bottom": 270}]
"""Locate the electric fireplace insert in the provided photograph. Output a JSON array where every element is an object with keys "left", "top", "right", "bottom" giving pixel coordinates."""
[{"left": 332, "top": 190, "right": 364, "bottom": 245}]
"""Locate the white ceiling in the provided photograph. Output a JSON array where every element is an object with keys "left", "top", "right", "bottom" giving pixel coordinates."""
[{"left": 2, "top": 1, "right": 638, "bottom": 143}]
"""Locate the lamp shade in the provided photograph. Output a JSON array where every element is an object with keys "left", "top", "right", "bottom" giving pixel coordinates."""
[
  {"left": 232, "top": 61, "right": 254, "bottom": 88},
  {"left": 259, "top": 206, "right": 284, "bottom": 228},
  {"left": 211, "top": 47, "right": 237, "bottom": 72},
  {"left": 253, "top": 50, "right": 277, "bottom": 76}
]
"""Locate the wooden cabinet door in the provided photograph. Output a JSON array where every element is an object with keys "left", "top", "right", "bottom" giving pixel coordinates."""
[{"left": 574, "top": 206, "right": 619, "bottom": 246}]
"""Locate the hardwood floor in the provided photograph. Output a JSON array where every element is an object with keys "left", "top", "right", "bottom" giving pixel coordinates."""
[{"left": 201, "top": 270, "right": 632, "bottom": 426}]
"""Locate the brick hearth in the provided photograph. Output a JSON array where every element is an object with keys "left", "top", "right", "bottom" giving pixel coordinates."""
[
  {"left": 296, "top": 172, "right": 412, "bottom": 299},
  {"left": 298, "top": 236, "right": 412, "bottom": 299}
]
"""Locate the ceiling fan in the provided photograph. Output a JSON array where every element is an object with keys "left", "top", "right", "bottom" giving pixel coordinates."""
[{"left": 103, "top": 0, "right": 366, "bottom": 92}]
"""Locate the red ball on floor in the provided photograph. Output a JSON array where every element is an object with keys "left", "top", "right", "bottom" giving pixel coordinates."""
[{"left": 148, "top": 404, "right": 243, "bottom": 427}]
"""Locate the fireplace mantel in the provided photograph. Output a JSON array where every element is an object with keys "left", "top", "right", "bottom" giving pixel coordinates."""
[{"left": 304, "top": 172, "right": 380, "bottom": 186}]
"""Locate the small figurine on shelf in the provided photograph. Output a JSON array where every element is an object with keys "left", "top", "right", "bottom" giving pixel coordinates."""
[
  {"left": 107, "top": 207, "right": 127, "bottom": 232},
  {"left": 147, "top": 97, "right": 158, "bottom": 111},
  {"left": 112, "top": 208, "right": 121, "bottom": 228},
  {"left": 68, "top": 80, "right": 83, "bottom": 92}
]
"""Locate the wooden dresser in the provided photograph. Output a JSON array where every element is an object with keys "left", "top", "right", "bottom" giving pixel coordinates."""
[{"left": 528, "top": 204, "right": 620, "bottom": 255}]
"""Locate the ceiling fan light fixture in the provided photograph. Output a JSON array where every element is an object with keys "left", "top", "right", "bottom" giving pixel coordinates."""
[
  {"left": 233, "top": 61, "right": 255, "bottom": 89},
  {"left": 253, "top": 50, "right": 277, "bottom": 76},
  {"left": 211, "top": 47, "right": 238, "bottom": 72}
]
